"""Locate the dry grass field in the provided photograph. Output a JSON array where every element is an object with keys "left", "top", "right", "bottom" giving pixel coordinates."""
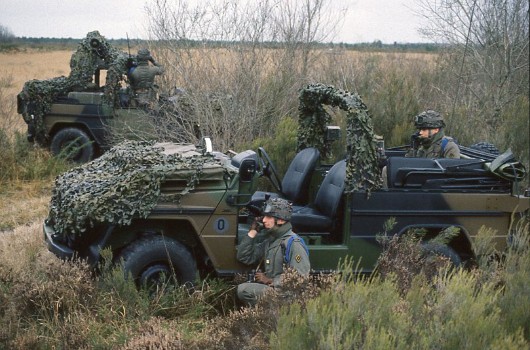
[
  {"left": 1, "top": 50, "right": 73, "bottom": 133},
  {"left": 0, "top": 51, "right": 75, "bottom": 230}
]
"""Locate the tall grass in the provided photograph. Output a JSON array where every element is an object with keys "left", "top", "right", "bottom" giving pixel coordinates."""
[{"left": 0, "top": 220, "right": 527, "bottom": 348}]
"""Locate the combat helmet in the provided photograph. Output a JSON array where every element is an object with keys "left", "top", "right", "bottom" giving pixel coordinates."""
[
  {"left": 137, "top": 48, "right": 151, "bottom": 62},
  {"left": 263, "top": 198, "right": 292, "bottom": 221},
  {"left": 414, "top": 110, "right": 446, "bottom": 129}
]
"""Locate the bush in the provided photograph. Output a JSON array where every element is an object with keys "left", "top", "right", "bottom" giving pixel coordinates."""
[
  {"left": 271, "top": 223, "right": 530, "bottom": 349},
  {"left": 0, "top": 130, "right": 71, "bottom": 183}
]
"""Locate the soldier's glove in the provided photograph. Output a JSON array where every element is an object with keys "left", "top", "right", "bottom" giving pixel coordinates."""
[{"left": 250, "top": 217, "right": 262, "bottom": 231}]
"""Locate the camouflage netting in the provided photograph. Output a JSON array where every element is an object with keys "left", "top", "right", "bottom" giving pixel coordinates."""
[
  {"left": 18, "top": 31, "right": 129, "bottom": 143},
  {"left": 297, "top": 83, "right": 382, "bottom": 193},
  {"left": 47, "top": 140, "right": 233, "bottom": 236}
]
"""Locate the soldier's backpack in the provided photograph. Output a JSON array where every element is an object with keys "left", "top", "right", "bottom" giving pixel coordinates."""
[{"left": 282, "top": 234, "right": 309, "bottom": 264}]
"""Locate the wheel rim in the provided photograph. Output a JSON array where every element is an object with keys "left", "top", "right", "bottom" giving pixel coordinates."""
[
  {"left": 61, "top": 139, "right": 84, "bottom": 161},
  {"left": 139, "top": 263, "right": 177, "bottom": 288}
]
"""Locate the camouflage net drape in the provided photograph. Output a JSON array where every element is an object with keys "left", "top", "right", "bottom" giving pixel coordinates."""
[
  {"left": 18, "top": 31, "right": 129, "bottom": 143},
  {"left": 297, "top": 83, "right": 382, "bottom": 192},
  {"left": 47, "top": 141, "right": 231, "bottom": 236}
]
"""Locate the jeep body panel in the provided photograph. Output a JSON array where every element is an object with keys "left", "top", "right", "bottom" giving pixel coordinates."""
[
  {"left": 342, "top": 191, "right": 529, "bottom": 272},
  {"left": 40, "top": 92, "right": 153, "bottom": 152}
]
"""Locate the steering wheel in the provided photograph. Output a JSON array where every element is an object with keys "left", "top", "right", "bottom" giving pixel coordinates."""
[{"left": 257, "top": 147, "right": 282, "bottom": 193}]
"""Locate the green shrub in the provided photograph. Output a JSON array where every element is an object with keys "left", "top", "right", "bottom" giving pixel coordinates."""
[
  {"left": 0, "top": 131, "right": 71, "bottom": 183},
  {"left": 271, "top": 223, "right": 530, "bottom": 349}
]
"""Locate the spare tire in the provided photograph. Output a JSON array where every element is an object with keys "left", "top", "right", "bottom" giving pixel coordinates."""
[
  {"left": 50, "top": 127, "right": 95, "bottom": 163},
  {"left": 469, "top": 142, "right": 500, "bottom": 155}
]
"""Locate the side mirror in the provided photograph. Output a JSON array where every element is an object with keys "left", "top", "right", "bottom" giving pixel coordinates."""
[
  {"left": 200, "top": 136, "right": 213, "bottom": 154},
  {"left": 239, "top": 158, "right": 257, "bottom": 183}
]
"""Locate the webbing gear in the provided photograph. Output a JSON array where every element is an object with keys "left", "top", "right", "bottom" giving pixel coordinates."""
[{"left": 441, "top": 137, "right": 448, "bottom": 153}]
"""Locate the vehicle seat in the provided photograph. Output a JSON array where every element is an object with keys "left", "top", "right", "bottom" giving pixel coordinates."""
[
  {"left": 251, "top": 147, "right": 320, "bottom": 207},
  {"left": 290, "top": 160, "right": 346, "bottom": 233}
]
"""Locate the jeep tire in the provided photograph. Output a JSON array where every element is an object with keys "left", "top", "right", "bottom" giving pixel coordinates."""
[
  {"left": 119, "top": 236, "right": 197, "bottom": 289},
  {"left": 50, "top": 127, "right": 95, "bottom": 163},
  {"left": 421, "top": 242, "right": 462, "bottom": 267}
]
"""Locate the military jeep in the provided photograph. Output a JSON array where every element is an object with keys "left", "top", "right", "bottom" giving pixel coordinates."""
[
  {"left": 17, "top": 31, "right": 184, "bottom": 163},
  {"left": 18, "top": 85, "right": 164, "bottom": 163},
  {"left": 43, "top": 83, "right": 529, "bottom": 288}
]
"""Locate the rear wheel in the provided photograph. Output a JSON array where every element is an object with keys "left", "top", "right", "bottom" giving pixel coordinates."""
[
  {"left": 50, "top": 127, "right": 95, "bottom": 163},
  {"left": 118, "top": 236, "right": 197, "bottom": 290},
  {"left": 421, "top": 242, "right": 462, "bottom": 276}
]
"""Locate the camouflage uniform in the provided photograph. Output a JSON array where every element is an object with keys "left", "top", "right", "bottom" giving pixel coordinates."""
[
  {"left": 236, "top": 198, "right": 310, "bottom": 306},
  {"left": 128, "top": 49, "right": 164, "bottom": 107},
  {"left": 407, "top": 110, "right": 460, "bottom": 159},
  {"left": 414, "top": 130, "right": 460, "bottom": 158}
]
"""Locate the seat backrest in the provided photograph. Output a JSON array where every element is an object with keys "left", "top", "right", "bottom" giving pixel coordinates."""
[
  {"left": 282, "top": 147, "right": 320, "bottom": 205},
  {"left": 314, "top": 160, "right": 346, "bottom": 218}
]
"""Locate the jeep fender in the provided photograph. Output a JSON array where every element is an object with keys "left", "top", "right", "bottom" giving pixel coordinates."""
[{"left": 396, "top": 223, "right": 474, "bottom": 261}]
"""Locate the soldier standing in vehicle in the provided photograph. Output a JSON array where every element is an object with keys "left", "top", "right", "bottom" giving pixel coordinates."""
[
  {"left": 236, "top": 198, "right": 310, "bottom": 307},
  {"left": 407, "top": 110, "right": 460, "bottom": 158},
  {"left": 128, "top": 48, "right": 164, "bottom": 107}
]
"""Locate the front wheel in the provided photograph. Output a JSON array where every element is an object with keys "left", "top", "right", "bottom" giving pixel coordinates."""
[
  {"left": 118, "top": 236, "right": 197, "bottom": 290},
  {"left": 50, "top": 127, "right": 95, "bottom": 163}
]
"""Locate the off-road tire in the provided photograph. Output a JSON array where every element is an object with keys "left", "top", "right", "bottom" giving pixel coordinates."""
[
  {"left": 469, "top": 142, "right": 500, "bottom": 155},
  {"left": 119, "top": 236, "right": 197, "bottom": 289},
  {"left": 421, "top": 242, "right": 462, "bottom": 267},
  {"left": 50, "top": 127, "right": 95, "bottom": 163}
]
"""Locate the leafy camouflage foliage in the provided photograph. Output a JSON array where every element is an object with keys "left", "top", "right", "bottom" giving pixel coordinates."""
[
  {"left": 47, "top": 140, "right": 231, "bottom": 235},
  {"left": 297, "top": 83, "right": 382, "bottom": 192}
]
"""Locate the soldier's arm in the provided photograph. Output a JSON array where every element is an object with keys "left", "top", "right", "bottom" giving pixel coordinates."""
[
  {"left": 287, "top": 240, "right": 311, "bottom": 276},
  {"left": 444, "top": 141, "right": 461, "bottom": 158},
  {"left": 236, "top": 231, "right": 264, "bottom": 265},
  {"left": 271, "top": 240, "right": 310, "bottom": 288}
]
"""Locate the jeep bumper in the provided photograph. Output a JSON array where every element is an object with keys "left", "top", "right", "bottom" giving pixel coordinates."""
[{"left": 43, "top": 223, "right": 74, "bottom": 259}]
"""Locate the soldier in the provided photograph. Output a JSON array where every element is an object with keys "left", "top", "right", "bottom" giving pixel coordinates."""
[
  {"left": 407, "top": 110, "right": 460, "bottom": 158},
  {"left": 236, "top": 198, "right": 310, "bottom": 307},
  {"left": 128, "top": 48, "right": 164, "bottom": 107}
]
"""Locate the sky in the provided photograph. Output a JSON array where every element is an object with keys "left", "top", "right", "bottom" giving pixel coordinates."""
[{"left": 0, "top": 0, "right": 429, "bottom": 44}]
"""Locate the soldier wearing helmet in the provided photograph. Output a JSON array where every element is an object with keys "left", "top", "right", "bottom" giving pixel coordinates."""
[
  {"left": 236, "top": 197, "right": 310, "bottom": 306},
  {"left": 128, "top": 48, "right": 164, "bottom": 107},
  {"left": 407, "top": 110, "right": 460, "bottom": 158}
]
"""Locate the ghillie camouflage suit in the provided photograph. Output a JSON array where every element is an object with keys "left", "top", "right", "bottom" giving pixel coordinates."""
[{"left": 17, "top": 31, "right": 130, "bottom": 144}]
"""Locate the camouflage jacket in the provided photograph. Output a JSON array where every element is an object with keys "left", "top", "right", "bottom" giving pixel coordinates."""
[
  {"left": 408, "top": 131, "right": 460, "bottom": 158},
  {"left": 128, "top": 63, "right": 164, "bottom": 91},
  {"left": 237, "top": 223, "right": 310, "bottom": 288}
]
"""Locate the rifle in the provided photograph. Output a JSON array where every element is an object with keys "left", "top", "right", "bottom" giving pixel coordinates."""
[{"left": 126, "top": 33, "right": 136, "bottom": 69}]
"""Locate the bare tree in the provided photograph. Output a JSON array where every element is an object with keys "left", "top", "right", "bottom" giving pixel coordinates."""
[
  {"left": 416, "top": 0, "right": 529, "bottom": 150},
  {"left": 143, "top": 0, "right": 344, "bottom": 151},
  {"left": 0, "top": 24, "right": 15, "bottom": 42}
]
